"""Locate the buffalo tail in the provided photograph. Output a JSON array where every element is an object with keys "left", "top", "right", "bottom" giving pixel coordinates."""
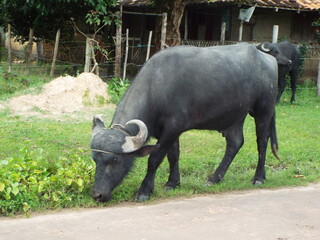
[{"left": 269, "top": 112, "right": 281, "bottom": 161}]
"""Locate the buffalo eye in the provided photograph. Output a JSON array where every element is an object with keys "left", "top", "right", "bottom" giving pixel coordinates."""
[{"left": 110, "top": 157, "right": 119, "bottom": 165}]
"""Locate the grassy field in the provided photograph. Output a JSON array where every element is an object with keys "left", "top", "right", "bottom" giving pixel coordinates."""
[{"left": 0, "top": 77, "right": 319, "bottom": 215}]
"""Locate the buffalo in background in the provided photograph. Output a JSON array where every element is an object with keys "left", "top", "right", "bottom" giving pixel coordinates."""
[{"left": 257, "top": 41, "right": 301, "bottom": 103}]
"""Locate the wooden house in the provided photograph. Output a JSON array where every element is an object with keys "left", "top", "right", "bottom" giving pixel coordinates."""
[
  {"left": 119, "top": 0, "right": 319, "bottom": 43},
  {"left": 118, "top": 0, "right": 320, "bottom": 79}
]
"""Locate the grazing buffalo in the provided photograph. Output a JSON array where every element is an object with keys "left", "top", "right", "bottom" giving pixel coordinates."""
[
  {"left": 257, "top": 41, "right": 300, "bottom": 103},
  {"left": 91, "top": 43, "right": 281, "bottom": 202}
]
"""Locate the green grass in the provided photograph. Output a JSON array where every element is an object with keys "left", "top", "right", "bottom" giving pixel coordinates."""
[
  {"left": 0, "top": 81, "right": 319, "bottom": 216},
  {"left": 0, "top": 69, "right": 50, "bottom": 100}
]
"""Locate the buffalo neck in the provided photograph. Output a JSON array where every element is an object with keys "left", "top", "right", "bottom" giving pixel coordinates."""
[{"left": 111, "top": 78, "right": 154, "bottom": 137}]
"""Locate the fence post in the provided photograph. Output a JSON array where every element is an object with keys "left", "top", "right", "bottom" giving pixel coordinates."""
[
  {"left": 36, "top": 40, "right": 44, "bottom": 64},
  {"left": 220, "top": 22, "right": 226, "bottom": 45},
  {"left": 0, "top": 27, "right": 5, "bottom": 47},
  {"left": 161, "top": 12, "right": 167, "bottom": 50},
  {"left": 27, "top": 28, "right": 34, "bottom": 64},
  {"left": 50, "top": 29, "right": 60, "bottom": 77},
  {"left": 184, "top": 9, "right": 188, "bottom": 40},
  {"left": 317, "top": 58, "right": 320, "bottom": 96},
  {"left": 7, "top": 24, "right": 12, "bottom": 73},
  {"left": 84, "top": 38, "right": 92, "bottom": 72},
  {"left": 115, "top": 7, "right": 122, "bottom": 78},
  {"left": 238, "top": 21, "right": 243, "bottom": 41},
  {"left": 272, "top": 25, "right": 279, "bottom": 43},
  {"left": 122, "top": 29, "right": 129, "bottom": 81},
  {"left": 146, "top": 31, "right": 153, "bottom": 61}
]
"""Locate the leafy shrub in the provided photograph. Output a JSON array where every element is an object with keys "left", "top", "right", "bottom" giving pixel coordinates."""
[
  {"left": 107, "top": 77, "right": 130, "bottom": 104},
  {"left": 0, "top": 148, "right": 94, "bottom": 215},
  {"left": 311, "top": 17, "right": 320, "bottom": 43},
  {"left": 298, "top": 43, "right": 307, "bottom": 78}
]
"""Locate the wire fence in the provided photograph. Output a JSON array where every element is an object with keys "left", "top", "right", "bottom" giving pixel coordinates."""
[{"left": 0, "top": 38, "right": 319, "bottom": 83}]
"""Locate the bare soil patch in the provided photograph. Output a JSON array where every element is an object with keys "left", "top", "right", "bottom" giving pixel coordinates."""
[{"left": 4, "top": 72, "right": 114, "bottom": 120}]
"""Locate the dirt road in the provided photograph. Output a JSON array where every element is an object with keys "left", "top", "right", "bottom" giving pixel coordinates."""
[{"left": 1, "top": 183, "right": 319, "bottom": 240}]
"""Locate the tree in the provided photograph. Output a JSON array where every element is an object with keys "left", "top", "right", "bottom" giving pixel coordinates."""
[
  {"left": 151, "top": 0, "right": 194, "bottom": 52},
  {"left": 0, "top": 0, "right": 117, "bottom": 42},
  {"left": 153, "top": 0, "right": 193, "bottom": 48}
]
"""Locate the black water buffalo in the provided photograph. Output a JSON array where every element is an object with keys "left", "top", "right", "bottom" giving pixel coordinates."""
[
  {"left": 257, "top": 41, "right": 300, "bottom": 103},
  {"left": 91, "top": 43, "right": 281, "bottom": 202}
]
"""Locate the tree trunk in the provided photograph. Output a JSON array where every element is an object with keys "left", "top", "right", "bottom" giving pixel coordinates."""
[
  {"left": 26, "top": 28, "right": 34, "bottom": 64},
  {"left": 167, "top": 0, "right": 187, "bottom": 46},
  {"left": 152, "top": 0, "right": 189, "bottom": 54}
]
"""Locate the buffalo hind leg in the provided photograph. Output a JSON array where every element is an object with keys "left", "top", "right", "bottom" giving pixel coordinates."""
[
  {"left": 276, "top": 74, "right": 286, "bottom": 103},
  {"left": 251, "top": 116, "right": 271, "bottom": 185},
  {"left": 165, "top": 139, "right": 180, "bottom": 190},
  {"left": 207, "top": 120, "right": 245, "bottom": 185},
  {"left": 289, "top": 70, "right": 298, "bottom": 103}
]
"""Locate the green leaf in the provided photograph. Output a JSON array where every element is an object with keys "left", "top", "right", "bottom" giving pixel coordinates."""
[
  {"left": 66, "top": 178, "right": 73, "bottom": 186},
  {"left": 76, "top": 178, "right": 83, "bottom": 187},
  {"left": 11, "top": 183, "right": 19, "bottom": 195},
  {"left": 0, "top": 160, "right": 9, "bottom": 165},
  {"left": 22, "top": 202, "right": 30, "bottom": 212},
  {"left": 0, "top": 183, "right": 5, "bottom": 192}
]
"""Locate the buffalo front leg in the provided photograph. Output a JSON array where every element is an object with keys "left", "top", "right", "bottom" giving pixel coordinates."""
[
  {"left": 165, "top": 139, "right": 180, "bottom": 190},
  {"left": 207, "top": 120, "right": 245, "bottom": 185},
  {"left": 136, "top": 134, "right": 179, "bottom": 202},
  {"left": 136, "top": 147, "right": 167, "bottom": 202}
]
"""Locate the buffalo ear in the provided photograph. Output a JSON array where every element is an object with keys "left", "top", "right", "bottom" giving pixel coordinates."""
[
  {"left": 92, "top": 114, "right": 106, "bottom": 137},
  {"left": 92, "top": 114, "right": 105, "bottom": 129},
  {"left": 133, "top": 144, "right": 160, "bottom": 157}
]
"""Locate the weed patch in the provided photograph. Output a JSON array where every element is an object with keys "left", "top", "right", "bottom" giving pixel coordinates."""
[
  {"left": 0, "top": 148, "right": 95, "bottom": 215},
  {"left": 107, "top": 77, "right": 130, "bottom": 104}
]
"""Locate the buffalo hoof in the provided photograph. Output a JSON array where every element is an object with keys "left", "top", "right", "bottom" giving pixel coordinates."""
[
  {"left": 205, "top": 181, "right": 215, "bottom": 187},
  {"left": 135, "top": 194, "right": 150, "bottom": 202},
  {"left": 164, "top": 186, "right": 174, "bottom": 192},
  {"left": 164, "top": 182, "right": 180, "bottom": 191},
  {"left": 251, "top": 179, "right": 264, "bottom": 185}
]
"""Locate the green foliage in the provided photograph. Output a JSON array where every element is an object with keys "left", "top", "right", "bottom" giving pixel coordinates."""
[
  {"left": 0, "top": 148, "right": 94, "bottom": 215},
  {"left": 107, "top": 77, "right": 131, "bottom": 104},
  {"left": 86, "top": 0, "right": 117, "bottom": 14},
  {"left": 298, "top": 43, "right": 307, "bottom": 78},
  {"left": 0, "top": 0, "right": 117, "bottom": 42},
  {"left": 311, "top": 17, "right": 320, "bottom": 43}
]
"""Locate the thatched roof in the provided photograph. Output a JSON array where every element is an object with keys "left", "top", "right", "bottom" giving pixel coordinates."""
[{"left": 118, "top": 0, "right": 320, "bottom": 11}]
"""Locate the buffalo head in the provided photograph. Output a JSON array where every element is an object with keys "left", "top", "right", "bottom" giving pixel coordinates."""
[
  {"left": 90, "top": 115, "right": 158, "bottom": 202},
  {"left": 257, "top": 42, "right": 292, "bottom": 66}
]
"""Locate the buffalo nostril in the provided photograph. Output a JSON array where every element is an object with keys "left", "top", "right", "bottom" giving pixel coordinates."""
[
  {"left": 92, "top": 192, "right": 112, "bottom": 202},
  {"left": 92, "top": 192, "right": 102, "bottom": 202}
]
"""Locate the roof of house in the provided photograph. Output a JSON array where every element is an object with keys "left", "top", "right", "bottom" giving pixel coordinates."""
[{"left": 118, "top": 0, "right": 320, "bottom": 11}]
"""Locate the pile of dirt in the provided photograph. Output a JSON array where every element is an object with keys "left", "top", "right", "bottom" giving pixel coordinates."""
[{"left": 7, "top": 72, "right": 110, "bottom": 117}]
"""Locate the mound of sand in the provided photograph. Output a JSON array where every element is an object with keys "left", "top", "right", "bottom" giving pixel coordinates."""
[{"left": 7, "top": 72, "right": 110, "bottom": 117}]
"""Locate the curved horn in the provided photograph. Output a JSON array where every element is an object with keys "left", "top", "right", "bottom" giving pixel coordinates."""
[
  {"left": 121, "top": 119, "right": 148, "bottom": 153},
  {"left": 261, "top": 43, "right": 271, "bottom": 52}
]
